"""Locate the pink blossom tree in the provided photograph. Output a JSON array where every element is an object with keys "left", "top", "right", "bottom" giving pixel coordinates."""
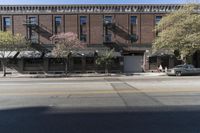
[{"left": 50, "top": 32, "right": 85, "bottom": 73}]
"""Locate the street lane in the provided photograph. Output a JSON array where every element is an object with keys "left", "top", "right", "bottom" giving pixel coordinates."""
[
  {"left": 0, "top": 76, "right": 200, "bottom": 133},
  {"left": 0, "top": 76, "right": 199, "bottom": 108}
]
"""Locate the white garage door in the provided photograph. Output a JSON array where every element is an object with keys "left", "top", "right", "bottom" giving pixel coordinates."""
[{"left": 124, "top": 55, "right": 144, "bottom": 73}]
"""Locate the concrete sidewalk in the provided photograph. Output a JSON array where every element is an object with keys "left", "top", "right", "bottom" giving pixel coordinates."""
[{"left": 0, "top": 72, "right": 167, "bottom": 78}]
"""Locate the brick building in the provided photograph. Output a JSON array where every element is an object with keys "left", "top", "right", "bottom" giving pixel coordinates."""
[{"left": 0, "top": 4, "right": 199, "bottom": 74}]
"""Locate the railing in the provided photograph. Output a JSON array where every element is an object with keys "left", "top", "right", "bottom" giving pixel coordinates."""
[
  {"left": 23, "top": 19, "right": 52, "bottom": 35},
  {"left": 28, "top": 38, "right": 39, "bottom": 44},
  {"left": 23, "top": 20, "right": 38, "bottom": 28},
  {"left": 130, "top": 34, "right": 138, "bottom": 42},
  {"left": 103, "top": 20, "right": 115, "bottom": 29},
  {"left": 103, "top": 34, "right": 112, "bottom": 43}
]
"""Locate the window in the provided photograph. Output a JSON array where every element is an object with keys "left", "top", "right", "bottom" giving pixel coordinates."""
[
  {"left": 29, "top": 17, "right": 37, "bottom": 25},
  {"left": 28, "top": 17, "right": 38, "bottom": 43},
  {"left": 80, "top": 16, "right": 87, "bottom": 25},
  {"left": 104, "top": 16, "right": 113, "bottom": 43},
  {"left": 105, "top": 33, "right": 112, "bottom": 42},
  {"left": 104, "top": 16, "right": 112, "bottom": 24},
  {"left": 80, "top": 16, "right": 87, "bottom": 42},
  {"left": 80, "top": 34, "right": 87, "bottom": 42},
  {"left": 155, "top": 16, "right": 162, "bottom": 36},
  {"left": 130, "top": 16, "right": 137, "bottom": 25},
  {"left": 55, "top": 16, "right": 61, "bottom": 34},
  {"left": 130, "top": 16, "right": 138, "bottom": 43},
  {"left": 30, "top": 32, "right": 38, "bottom": 43},
  {"left": 3, "top": 17, "right": 11, "bottom": 31},
  {"left": 156, "top": 16, "right": 162, "bottom": 25},
  {"left": 55, "top": 16, "right": 61, "bottom": 25}
]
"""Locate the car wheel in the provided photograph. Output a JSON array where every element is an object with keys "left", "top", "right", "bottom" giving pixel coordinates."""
[{"left": 175, "top": 71, "right": 181, "bottom": 76}]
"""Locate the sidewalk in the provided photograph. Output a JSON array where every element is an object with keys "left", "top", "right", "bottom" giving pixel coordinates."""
[{"left": 0, "top": 72, "right": 167, "bottom": 78}]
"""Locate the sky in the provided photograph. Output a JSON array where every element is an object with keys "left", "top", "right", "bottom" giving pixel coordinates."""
[{"left": 0, "top": 0, "right": 195, "bottom": 5}]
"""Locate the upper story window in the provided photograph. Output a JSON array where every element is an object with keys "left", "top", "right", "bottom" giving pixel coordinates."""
[
  {"left": 103, "top": 16, "right": 113, "bottom": 43},
  {"left": 80, "top": 16, "right": 87, "bottom": 42},
  {"left": 130, "top": 16, "right": 137, "bottom": 25},
  {"left": 155, "top": 16, "right": 162, "bottom": 36},
  {"left": 3, "top": 17, "right": 11, "bottom": 31},
  {"left": 130, "top": 16, "right": 138, "bottom": 43},
  {"left": 55, "top": 16, "right": 61, "bottom": 26},
  {"left": 28, "top": 17, "right": 38, "bottom": 43},
  {"left": 156, "top": 16, "right": 162, "bottom": 25},
  {"left": 4, "top": 17, "right": 11, "bottom": 27},
  {"left": 80, "top": 16, "right": 87, "bottom": 25},
  {"left": 29, "top": 17, "right": 37, "bottom": 24},
  {"left": 104, "top": 16, "right": 112, "bottom": 24},
  {"left": 55, "top": 16, "right": 61, "bottom": 34}
]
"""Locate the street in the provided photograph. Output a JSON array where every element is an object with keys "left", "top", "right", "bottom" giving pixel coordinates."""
[{"left": 0, "top": 76, "right": 200, "bottom": 133}]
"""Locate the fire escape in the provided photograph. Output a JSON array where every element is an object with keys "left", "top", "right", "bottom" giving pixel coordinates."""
[
  {"left": 23, "top": 19, "right": 52, "bottom": 54},
  {"left": 103, "top": 17, "right": 138, "bottom": 51}
]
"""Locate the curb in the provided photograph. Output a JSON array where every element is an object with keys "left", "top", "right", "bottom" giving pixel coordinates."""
[{"left": 0, "top": 72, "right": 167, "bottom": 78}]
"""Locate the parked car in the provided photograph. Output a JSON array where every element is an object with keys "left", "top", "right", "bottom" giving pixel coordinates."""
[{"left": 167, "top": 64, "right": 200, "bottom": 76}]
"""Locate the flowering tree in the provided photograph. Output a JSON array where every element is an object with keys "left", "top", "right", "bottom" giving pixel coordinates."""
[
  {"left": 50, "top": 32, "right": 85, "bottom": 73},
  {"left": 0, "top": 31, "right": 30, "bottom": 77},
  {"left": 50, "top": 32, "right": 85, "bottom": 57}
]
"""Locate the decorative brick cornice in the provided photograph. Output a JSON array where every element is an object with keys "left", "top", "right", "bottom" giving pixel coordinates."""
[{"left": 0, "top": 4, "right": 181, "bottom": 14}]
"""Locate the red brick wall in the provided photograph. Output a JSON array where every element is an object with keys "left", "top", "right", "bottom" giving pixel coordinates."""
[
  {"left": 39, "top": 15, "right": 53, "bottom": 44},
  {"left": 89, "top": 15, "right": 103, "bottom": 44},
  {"left": 115, "top": 14, "right": 129, "bottom": 44},
  {"left": 140, "top": 14, "right": 155, "bottom": 45},
  {"left": 0, "top": 13, "right": 161, "bottom": 46},
  {"left": 13, "top": 15, "right": 26, "bottom": 36},
  {"left": 65, "top": 15, "right": 78, "bottom": 35}
]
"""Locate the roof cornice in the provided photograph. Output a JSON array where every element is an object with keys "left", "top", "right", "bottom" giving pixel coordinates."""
[{"left": 0, "top": 4, "right": 182, "bottom": 14}]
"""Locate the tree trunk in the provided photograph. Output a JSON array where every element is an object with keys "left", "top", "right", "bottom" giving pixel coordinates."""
[
  {"left": 105, "top": 63, "right": 109, "bottom": 75},
  {"left": 181, "top": 54, "right": 187, "bottom": 64},
  {"left": 65, "top": 58, "right": 68, "bottom": 76},
  {"left": 1, "top": 59, "right": 6, "bottom": 77},
  {"left": 182, "top": 56, "right": 187, "bottom": 64}
]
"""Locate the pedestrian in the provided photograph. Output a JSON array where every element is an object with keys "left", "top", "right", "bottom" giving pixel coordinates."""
[
  {"left": 159, "top": 64, "right": 163, "bottom": 72},
  {"left": 165, "top": 67, "right": 168, "bottom": 73}
]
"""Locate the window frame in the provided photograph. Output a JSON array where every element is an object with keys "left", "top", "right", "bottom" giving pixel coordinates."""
[
  {"left": 79, "top": 16, "right": 87, "bottom": 42},
  {"left": 3, "top": 17, "right": 11, "bottom": 31},
  {"left": 130, "top": 16, "right": 137, "bottom": 25},
  {"left": 55, "top": 16, "right": 62, "bottom": 34},
  {"left": 155, "top": 16, "right": 162, "bottom": 25},
  {"left": 104, "top": 16, "right": 113, "bottom": 24}
]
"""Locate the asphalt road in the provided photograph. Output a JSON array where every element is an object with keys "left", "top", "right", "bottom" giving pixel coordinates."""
[{"left": 0, "top": 76, "right": 200, "bottom": 133}]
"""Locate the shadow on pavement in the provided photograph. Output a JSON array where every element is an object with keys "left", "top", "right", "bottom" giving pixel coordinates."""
[{"left": 0, "top": 106, "right": 200, "bottom": 133}]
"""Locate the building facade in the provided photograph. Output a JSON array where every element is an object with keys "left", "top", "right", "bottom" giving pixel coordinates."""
[{"left": 0, "top": 4, "right": 198, "bottom": 74}]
